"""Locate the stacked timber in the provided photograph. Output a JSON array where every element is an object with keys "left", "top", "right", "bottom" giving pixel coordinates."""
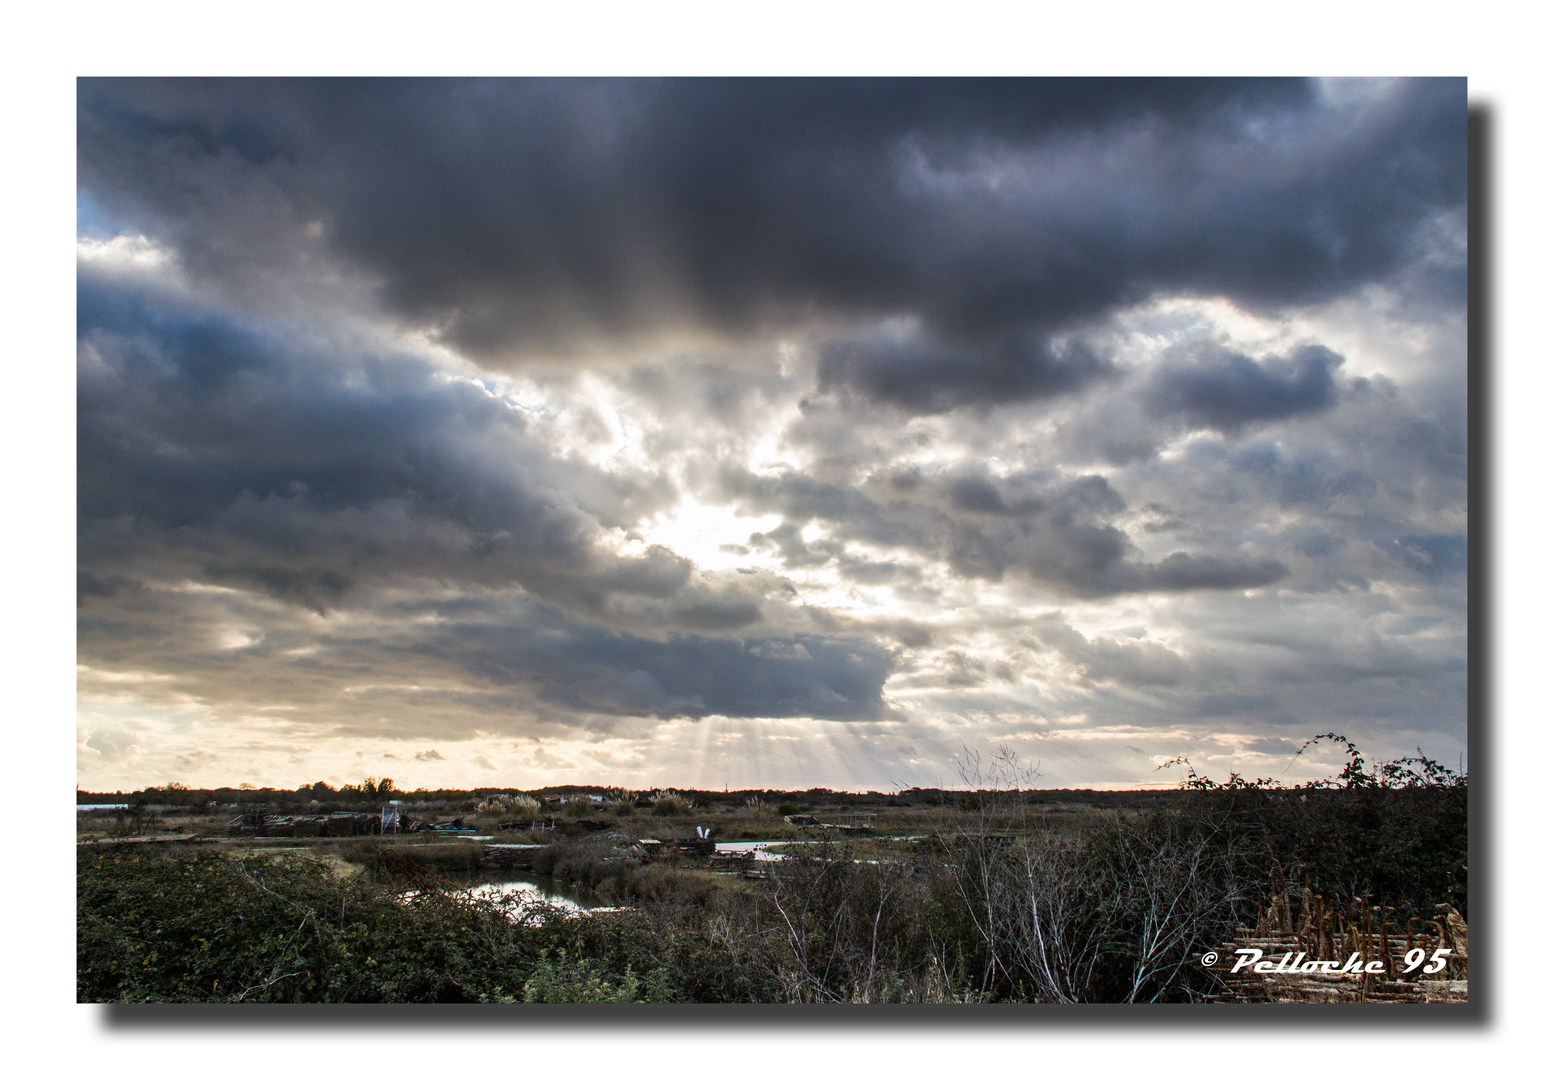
[
  {"left": 226, "top": 809, "right": 376, "bottom": 837},
  {"left": 483, "top": 843, "right": 541, "bottom": 871},
  {"left": 227, "top": 806, "right": 269, "bottom": 836},
  {"left": 327, "top": 812, "right": 374, "bottom": 836}
]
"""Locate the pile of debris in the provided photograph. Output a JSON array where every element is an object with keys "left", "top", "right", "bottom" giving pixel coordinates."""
[
  {"left": 624, "top": 832, "right": 717, "bottom": 861},
  {"left": 629, "top": 838, "right": 665, "bottom": 861},
  {"left": 707, "top": 849, "right": 765, "bottom": 879},
  {"left": 225, "top": 808, "right": 374, "bottom": 838},
  {"left": 674, "top": 835, "right": 715, "bottom": 857},
  {"left": 781, "top": 813, "right": 873, "bottom": 833}
]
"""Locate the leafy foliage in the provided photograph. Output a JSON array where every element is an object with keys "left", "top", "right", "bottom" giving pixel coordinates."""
[
  {"left": 517, "top": 949, "right": 669, "bottom": 1003},
  {"left": 79, "top": 851, "right": 548, "bottom": 1002}
]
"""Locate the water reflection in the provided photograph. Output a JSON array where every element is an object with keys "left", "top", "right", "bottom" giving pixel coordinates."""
[
  {"left": 714, "top": 840, "right": 794, "bottom": 861},
  {"left": 404, "top": 872, "right": 625, "bottom": 920},
  {"left": 460, "top": 879, "right": 587, "bottom": 914},
  {"left": 716, "top": 837, "right": 921, "bottom": 862}
]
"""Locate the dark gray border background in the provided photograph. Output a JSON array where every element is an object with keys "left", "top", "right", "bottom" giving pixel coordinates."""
[{"left": 95, "top": 101, "right": 1494, "bottom": 1034}]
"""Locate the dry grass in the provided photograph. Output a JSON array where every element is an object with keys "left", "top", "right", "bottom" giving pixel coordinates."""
[{"left": 650, "top": 790, "right": 694, "bottom": 816}]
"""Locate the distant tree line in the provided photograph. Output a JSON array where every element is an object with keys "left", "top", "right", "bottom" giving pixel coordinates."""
[{"left": 78, "top": 780, "right": 1271, "bottom": 810}]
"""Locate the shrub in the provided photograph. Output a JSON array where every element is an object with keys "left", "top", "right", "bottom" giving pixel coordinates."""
[
  {"left": 530, "top": 845, "right": 559, "bottom": 876},
  {"left": 519, "top": 948, "right": 669, "bottom": 1003},
  {"left": 508, "top": 795, "right": 542, "bottom": 818},
  {"left": 77, "top": 849, "right": 548, "bottom": 1002},
  {"left": 651, "top": 790, "right": 692, "bottom": 817}
]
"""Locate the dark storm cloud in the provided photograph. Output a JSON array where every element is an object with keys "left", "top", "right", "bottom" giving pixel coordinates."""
[
  {"left": 74, "top": 78, "right": 1469, "bottom": 785},
  {"left": 76, "top": 275, "right": 793, "bottom": 628},
  {"left": 1048, "top": 331, "right": 1401, "bottom": 468},
  {"left": 817, "top": 328, "right": 1115, "bottom": 415},
  {"left": 76, "top": 574, "right": 895, "bottom": 730},
  {"left": 720, "top": 463, "right": 1287, "bottom": 597},
  {"left": 435, "top": 606, "right": 895, "bottom": 721},
  {"left": 1126, "top": 552, "right": 1289, "bottom": 592},
  {"left": 78, "top": 78, "right": 1465, "bottom": 412},
  {"left": 1144, "top": 344, "right": 1343, "bottom": 434},
  {"left": 74, "top": 263, "right": 906, "bottom": 725}
]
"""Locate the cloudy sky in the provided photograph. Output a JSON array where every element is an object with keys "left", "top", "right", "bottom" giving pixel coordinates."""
[{"left": 75, "top": 78, "right": 1468, "bottom": 793}]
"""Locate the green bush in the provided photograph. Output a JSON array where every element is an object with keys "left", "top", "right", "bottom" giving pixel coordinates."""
[
  {"left": 519, "top": 948, "right": 669, "bottom": 1003},
  {"left": 77, "top": 850, "right": 550, "bottom": 1002}
]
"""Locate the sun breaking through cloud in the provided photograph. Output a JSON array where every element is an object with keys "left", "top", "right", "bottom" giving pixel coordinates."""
[{"left": 76, "top": 78, "right": 1467, "bottom": 791}]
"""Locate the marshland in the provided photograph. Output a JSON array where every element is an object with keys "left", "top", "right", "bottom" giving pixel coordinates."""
[{"left": 78, "top": 739, "right": 1467, "bottom": 1004}]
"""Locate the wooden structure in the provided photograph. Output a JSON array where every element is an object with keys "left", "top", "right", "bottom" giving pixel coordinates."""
[
  {"left": 483, "top": 843, "right": 541, "bottom": 871},
  {"left": 225, "top": 809, "right": 375, "bottom": 838}
]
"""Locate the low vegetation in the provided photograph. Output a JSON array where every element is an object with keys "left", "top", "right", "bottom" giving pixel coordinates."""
[{"left": 78, "top": 737, "right": 1466, "bottom": 1003}]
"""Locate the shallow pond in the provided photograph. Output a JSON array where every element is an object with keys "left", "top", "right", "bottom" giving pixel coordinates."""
[
  {"left": 402, "top": 872, "right": 617, "bottom": 919},
  {"left": 715, "top": 836, "right": 922, "bottom": 861},
  {"left": 458, "top": 880, "right": 592, "bottom": 914}
]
